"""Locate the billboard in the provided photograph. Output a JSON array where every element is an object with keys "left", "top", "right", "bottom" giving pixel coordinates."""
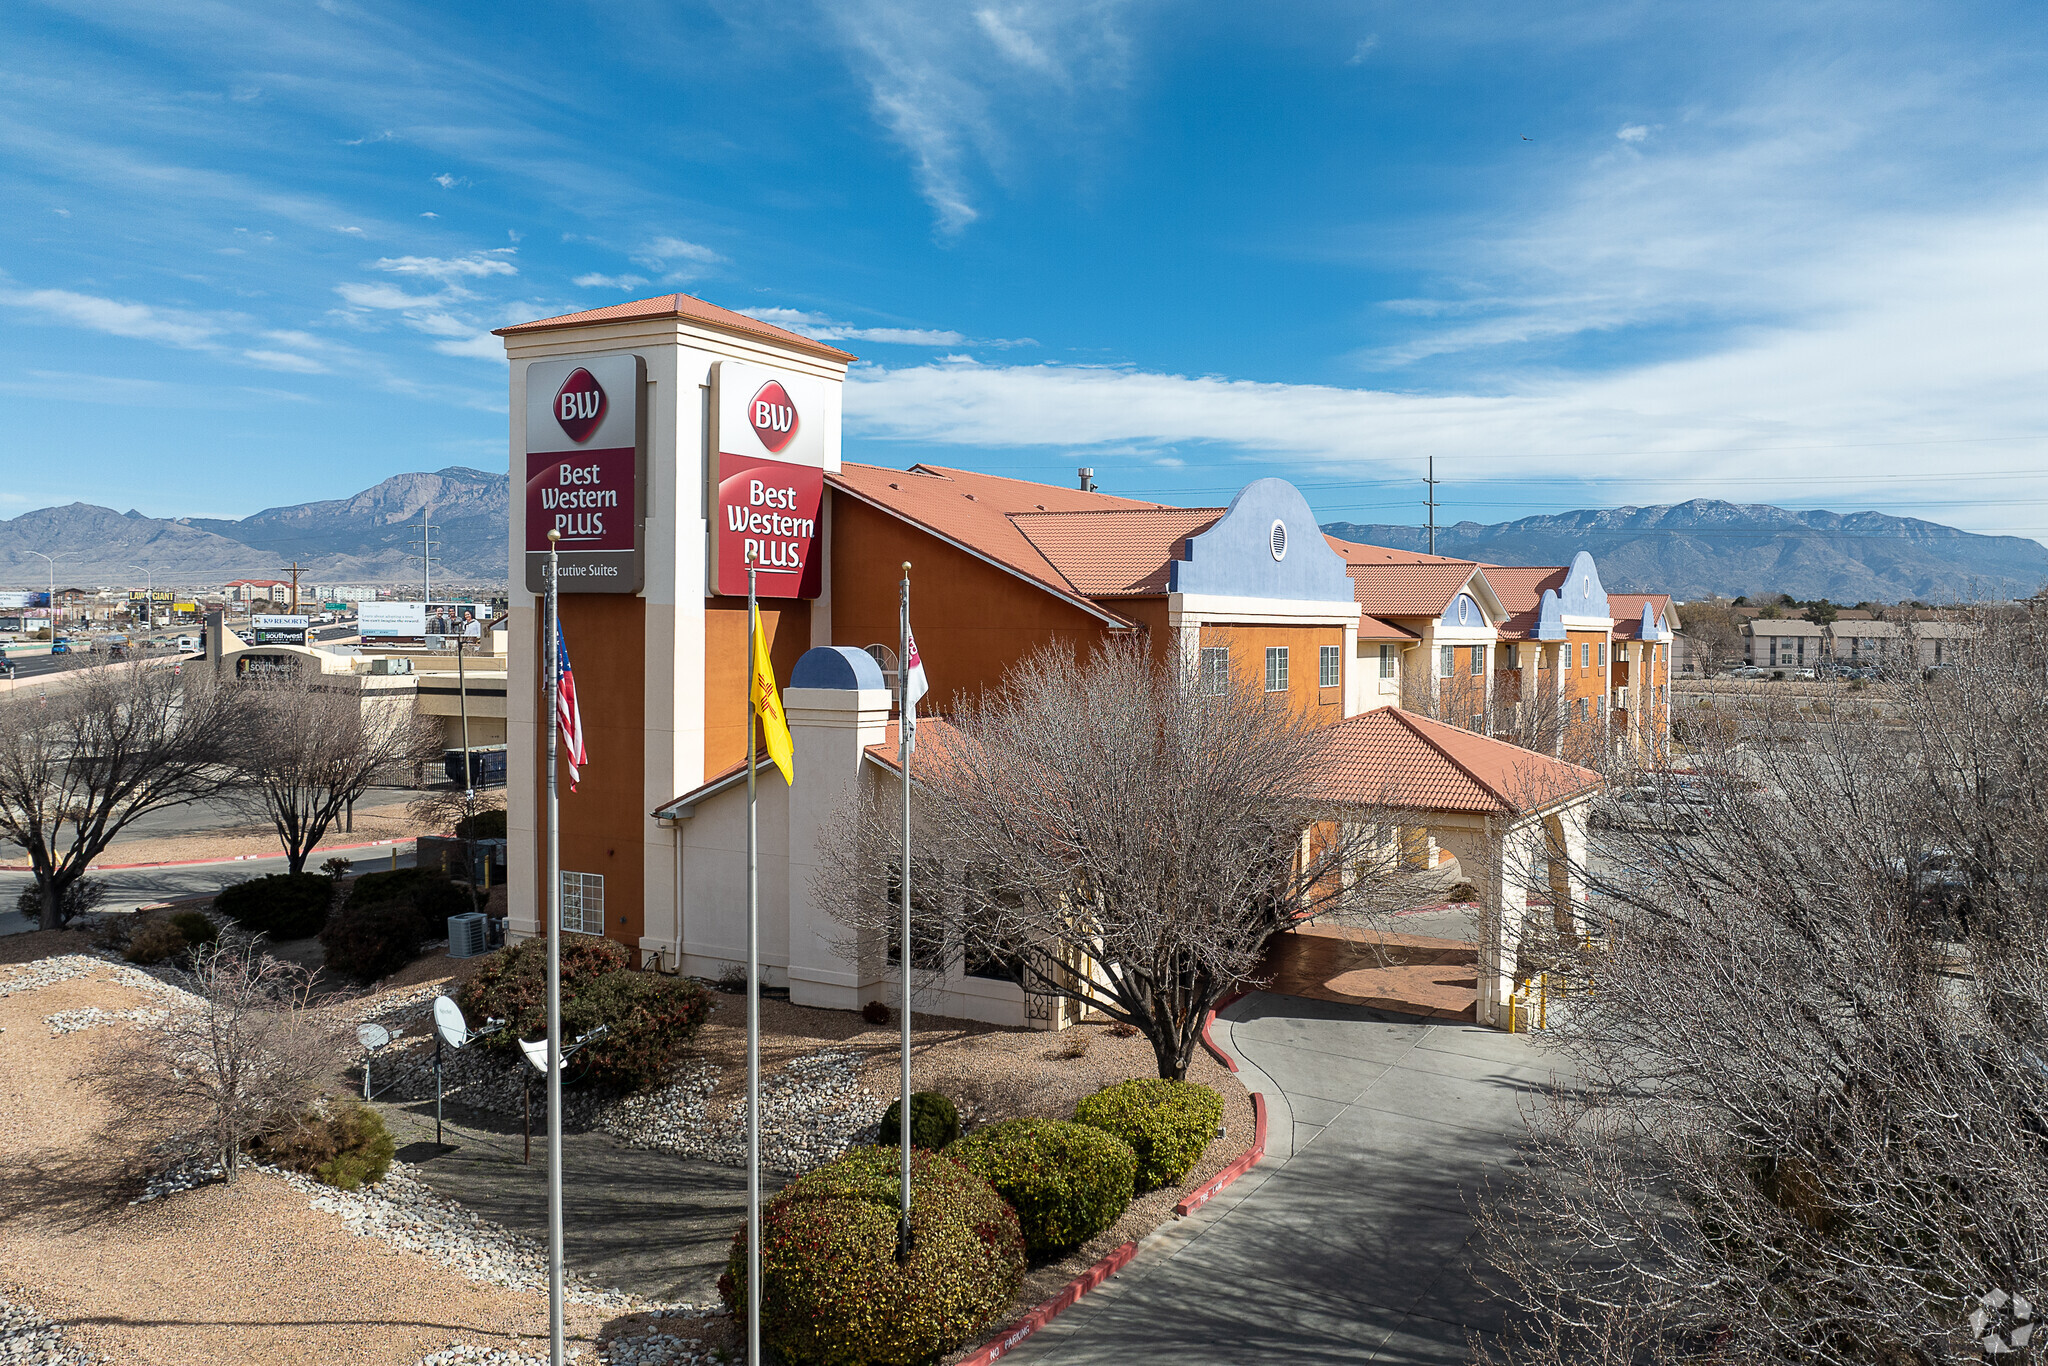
[
  {"left": 707, "top": 360, "right": 836, "bottom": 600},
  {"left": 0, "top": 592, "right": 50, "bottom": 610},
  {"left": 359, "top": 601, "right": 484, "bottom": 647},
  {"left": 251, "top": 614, "right": 309, "bottom": 646},
  {"left": 128, "top": 589, "right": 174, "bottom": 603},
  {"left": 522, "top": 353, "right": 646, "bottom": 595}
]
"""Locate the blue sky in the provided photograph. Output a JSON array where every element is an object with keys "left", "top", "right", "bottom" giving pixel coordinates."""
[{"left": 5, "top": 0, "right": 2048, "bottom": 541}]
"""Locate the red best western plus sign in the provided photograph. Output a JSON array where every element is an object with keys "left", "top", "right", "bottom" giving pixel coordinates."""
[
  {"left": 526, "top": 448, "right": 638, "bottom": 552},
  {"left": 714, "top": 453, "right": 824, "bottom": 598}
]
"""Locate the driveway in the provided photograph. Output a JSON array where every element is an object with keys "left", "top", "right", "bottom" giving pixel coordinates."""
[
  {"left": 0, "top": 844, "right": 420, "bottom": 934},
  {"left": 1007, "top": 993, "right": 1558, "bottom": 1365}
]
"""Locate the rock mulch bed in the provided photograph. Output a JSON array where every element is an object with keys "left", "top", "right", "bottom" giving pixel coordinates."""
[
  {"left": 0, "top": 1295, "right": 104, "bottom": 1365},
  {"left": 44, "top": 1004, "right": 166, "bottom": 1035}
]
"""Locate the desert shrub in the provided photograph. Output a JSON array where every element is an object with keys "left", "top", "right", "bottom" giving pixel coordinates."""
[
  {"left": 343, "top": 868, "right": 468, "bottom": 939},
  {"left": 214, "top": 872, "right": 333, "bottom": 940},
  {"left": 948, "top": 1118, "right": 1138, "bottom": 1260},
  {"left": 1106, "top": 1021, "right": 1139, "bottom": 1039},
  {"left": 317, "top": 900, "right": 423, "bottom": 983},
  {"left": 878, "top": 1091, "right": 959, "bottom": 1150},
  {"left": 1448, "top": 880, "right": 1480, "bottom": 903},
  {"left": 15, "top": 877, "right": 107, "bottom": 928},
  {"left": 862, "top": 999, "right": 891, "bottom": 1025},
  {"left": 459, "top": 937, "right": 710, "bottom": 1092},
  {"left": 250, "top": 1103, "right": 394, "bottom": 1190},
  {"left": 1053, "top": 1033, "right": 1092, "bottom": 1060},
  {"left": 169, "top": 910, "right": 220, "bottom": 947},
  {"left": 454, "top": 808, "right": 507, "bottom": 840},
  {"left": 720, "top": 1146, "right": 1023, "bottom": 1366},
  {"left": 124, "top": 919, "right": 190, "bottom": 966},
  {"left": 563, "top": 969, "right": 714, "bottom": 1092},
  {"left": 1073, "top": 1078, "right": 1223, "bottom": 1192},
  {"left": 715, "top": 962, "right": 747, "bottom": 994}
]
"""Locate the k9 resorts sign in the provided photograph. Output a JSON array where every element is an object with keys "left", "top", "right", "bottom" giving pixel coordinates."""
[
  {"left": 523, "top": 353, "right": 647, "bottom": 595},
  {"left": 710, "top": 361, "right": 830, "bottom": 599}
]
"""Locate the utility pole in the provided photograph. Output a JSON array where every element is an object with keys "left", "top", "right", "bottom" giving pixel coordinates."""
[
  {"left": 412, "top": 513, "right": 440, "bottom": 602},
  {"left": 1424, "top": 457, "right": 1440, "bottom": 556},
  {"left": 28, "top": 552, "right": 59, "bottom": 636},
  {"left": 130, "top": 564, "right": 155, "bottom": 633},
  {"left": 281, "top": 560, "right": 305, "bottom": 616}
]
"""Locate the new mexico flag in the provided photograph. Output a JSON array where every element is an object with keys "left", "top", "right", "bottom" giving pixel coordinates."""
[{"left": 751, "top": 605, "right": 795, "bottom": 786}]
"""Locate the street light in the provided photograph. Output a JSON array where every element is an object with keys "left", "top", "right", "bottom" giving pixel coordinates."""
[
  {"left": 131, "top": 564, "right": 154, "bottom": 633},
  {"left": 26, "top": 551, "right": 59, "bottom": 636}
]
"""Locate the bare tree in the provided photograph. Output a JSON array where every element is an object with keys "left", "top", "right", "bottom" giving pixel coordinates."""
[
  {"left": 0, "top": 661, "right": 244, "bottom": 927},
  {"left": 818, "top": 637, "right": 1438, "bottom": 1080},
  {"left": 92, "top": 944, "right": 340, "bottom": 1182},
  {"left": 1475, "top": 606, "right": 2048, "bottom": 1364},
  {"left": 232, "top": 674, "right": 441, "bottom": 874}
]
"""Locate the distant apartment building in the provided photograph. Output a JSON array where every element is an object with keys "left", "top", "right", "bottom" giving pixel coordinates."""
[
  {"left": 222, "top": 579, "right": 291, "bottom": 604},
  {"left": 1745, "top": 619, "right": 1826, "bottom": 669}
]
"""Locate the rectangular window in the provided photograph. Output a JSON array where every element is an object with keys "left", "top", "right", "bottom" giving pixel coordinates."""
[
  {"left": 1502, "top": 644, "right": 1517, "bottom": 669},
  {"left": 1379, "top": 643, "right": 1396, "bottom": 679},
  {"left": 1265, "top": 646, "right": 1289, "bottom": 693},
  {"left": 1199, "top": 646, "right": 1229, "bottom": 695},
  {"left": 1319, "top": 644, "right": 1340, "bottom": 688},
  {"left": 1470, "top": 646, "right": 1484, "bottom": 676},
  {"left": 1440, "top": 644, "right": 1455, "bottom": 677},
  {"left": 1580, "top": 641, "right": 1590, "bottom": 669},
  {"left": 1576, "top": 697, "right": 1588, "bottom": 720},
  {"left": 1598, "top": 642, "right": 1607, "bottom": 667},
  {"left": 561, "top": 871, "right": 605, "bottom": 936}
]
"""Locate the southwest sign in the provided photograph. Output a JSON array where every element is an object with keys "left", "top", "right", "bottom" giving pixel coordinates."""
[{"left": 523, "top": 353, "right": 647, "bottom": 595}]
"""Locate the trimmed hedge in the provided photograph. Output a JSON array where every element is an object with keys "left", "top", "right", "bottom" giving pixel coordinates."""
[
  {"left": 14, "top": 877, "right": 106, "bottom": 928},
  {"left": 213, "top": 872, "right": 333, "bottom": 940},
  {"left": 878, "top": 1091, "right": 960, "bottom": 1151},
  {"left": 317, "top": 900, "right": 424, "bottom": 983},
  {"left": 458, "top": 937, "right": 712, "bottom": 1092},
  {"left": 250, "top": 1104, "right": 395, "bottom": 1190},
  {"left": 720, "top": 1147, "right": 1023, "bottom": 1366},
  {"left": 455, "top": 808, "right": 507, "bottom": 840},
  {"left": 948, "top": 1118, "right": 1137, "bottom": 1260},
  {"left": 1073, "top": 1078, "right": 1223, "bottom": 1192},
  {"left": 343, "top": 868, "right": 469, "bottom": 939},
  {"left": 167, "top": 910, "right": 219, "bottom": 948}
]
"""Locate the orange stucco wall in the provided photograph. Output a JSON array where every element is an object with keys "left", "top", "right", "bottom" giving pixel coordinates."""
[
  {"left": 539, "top": 594, "right": 647, "bottom": 948},
  {"left": 1197, "top": 623, "right": 1345, "bottom": 724},
  {"left": 704, "top": 597, "right": 812, "bottom": 781}
]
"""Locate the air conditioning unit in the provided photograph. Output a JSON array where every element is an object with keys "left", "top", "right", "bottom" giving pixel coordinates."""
[
  {"left": 446, "top": 912, "right": 488, "bottom": 958},
  {"left": 369, "top": 656, "right": 413, "bottom": 675}
]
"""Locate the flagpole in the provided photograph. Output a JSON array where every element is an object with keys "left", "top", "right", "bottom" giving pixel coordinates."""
[
  {"left": 746, "top": 552, "right": 762, "bottom": 1366},
  {"left": 897, "top": 560, "right": 913, "bottom": 1264},
  {"left": 543, "top": 528, "right": 566, "bottom": 1366}
]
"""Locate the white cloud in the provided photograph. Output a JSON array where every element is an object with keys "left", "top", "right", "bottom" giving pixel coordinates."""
[
  {"left": 572, "top": 272, "right": 648, "bottom": 290},
  {"left": 421, "top": 211, "right": 439, "bottom": 219},
  {"left": 1617, "top": 123, "right": 1649, "bottom": 142},
  {"left": 434, "top": 334, "right": 505, "bottom": 360},
  {"left": 372, "top": 252, "right": 518, "bottom": 282},
  {"left": 822, "top": 1, "right": 1133, "bottom": 235},
  {"left": 333, "top": 225, "right": 365, "bottom": 235},
  {"left": 432, "top": 172, "right": 468, "bottom": 188},
  {"left": 739, "top": 305, "right": 966, "bottom": 346},
  {"left": 1346, "top": 35, "right": 1380, "bottom": 65},
  {"left": 0, "top": 288, "right": 218, "bottom": 348},
  {"left": 630, "top": 237, "right": 723, "bottom": 275},
  {"left": 334, "top": 281, "right": 441, "bottom": 310},
  {"left": 404, "top": 311, "right": 478, "bottom": 338},
  {"left": 241, "top": 349, "right": 327, "bottom": 373}
]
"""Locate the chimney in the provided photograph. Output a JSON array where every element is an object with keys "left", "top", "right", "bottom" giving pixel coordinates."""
[{"left": 1077, "top": 467, "right": 1096, "bottom": 492}]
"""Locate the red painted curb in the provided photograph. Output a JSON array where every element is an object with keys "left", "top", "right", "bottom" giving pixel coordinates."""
[
  {"left": 958, "top": 1239, "right": 1140, "bottom": 1365},
  {"left": 1, "top": 837, "right": 412, "bottom": 874},
  {"left": 1197, "top": 987, "right": 1250, "bottom": 1071},
  {"left": 1174, "top": 1091, "right": 1267, "bottom": 1218}
]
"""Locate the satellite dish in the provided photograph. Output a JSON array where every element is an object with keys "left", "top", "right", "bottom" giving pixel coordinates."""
[
  {"left": 519, "top": 1036, "right": 554, "bottom": 1074},
  {"left": 434, "top": 995, "right": 469, "bottom": 1050},
  {"left": 356, "top": 1022, "right": 392, "bottom": 1050}
]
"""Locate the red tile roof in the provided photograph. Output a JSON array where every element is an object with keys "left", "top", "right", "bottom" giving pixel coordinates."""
[
  {"left": 1356, "top": 615, "right": 1418, "bottom": 641},
  {"left": 1609, "top": 593, "right": 1672, "bottom": 640},
  {"left": 494, "top": 292, "right": 857, "bottom": 362},
  {"left": 827, "top": 463, "right": 1179, "bottom": 618},
  {"left": 1009, "top": 508, "right": 1224, "bottom": 596},
  {"left": 1307, "top": 709, "right": 1601, "bottom": 815},
  {"left": 1484, "top": 566, "right": 1568, "bottom": 639},
  {"left": 1343, "top": 561, "right": 1486, "bottom": 619},
  {"left": 1324, "top": 536, "right": 1470, "bottom": 566}
]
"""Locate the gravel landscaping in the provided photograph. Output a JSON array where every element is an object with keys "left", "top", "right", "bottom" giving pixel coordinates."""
[{"left": 0, "top": 1294, "right": 104, "bottom": 1365}]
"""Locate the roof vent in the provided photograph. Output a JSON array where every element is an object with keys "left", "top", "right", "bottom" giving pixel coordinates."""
[{"left": 1269, "top": 519, "right": 1289, "bottom": 561}]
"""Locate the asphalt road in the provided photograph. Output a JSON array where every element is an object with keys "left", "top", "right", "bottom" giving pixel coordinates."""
[
  {"left": 1008, "top": 993, "right": 1554, "bottom": 1365},
  {"left": 0, "top": 843, "right": 419, "bottom": 932}
]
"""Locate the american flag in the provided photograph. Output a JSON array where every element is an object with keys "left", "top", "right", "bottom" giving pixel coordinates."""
[{"left": 556, "top": 620, "right": 587, "bottom": 789}]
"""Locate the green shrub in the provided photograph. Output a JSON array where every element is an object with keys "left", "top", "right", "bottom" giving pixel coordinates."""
[
  {"left": 214, "top": 872, "right": 333, "bottom": 940},
  {"left": 16, "top": 877, "right": 107, "bottom": 928},
  {"left": 455, "top": 808, "right": 507, "bottom": 840},
  {"left": 948, "top": 1118, "right": 1137, "bottom": 1261},
  {"left": 250, "top": 1104, "right": 395, "bottom": 1190},
  {"left": 877, "top": 1091, "right": 960, "bottom": 1150},
  {"left": 168, "top": 910, "right": 219, "bottom": 947},
  {"left": 124, "top": 919, "right": 190, "bottom": 966},
  {"left": 317, "top": 900, "right": 423, "bottom": 983},
  {"left": 458, "top": 937, "right": 711, "bottom": 1092},
  {"left": 720, "top": 1147, "right": 1023, "bottom": 1366},
  {"left": 343, "top": 868, "right": 468, "bottom": 940},
  {"left": 1073, "top": 1078, "right": 1223, "bottom": 1192}
]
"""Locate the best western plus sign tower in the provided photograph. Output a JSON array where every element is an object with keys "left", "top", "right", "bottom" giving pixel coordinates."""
[{"left": 496, "top": 296, "right": 852, "bottom": 961}]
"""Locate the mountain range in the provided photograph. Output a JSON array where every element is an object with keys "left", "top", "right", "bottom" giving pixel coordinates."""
[
  {"left": 3, "top": 471, "right": 2042, "bottom": 603},
  {"left": 0, "top": 467, "right": 508, "bottom": 588},
  {"left": 1320, "top": 501, "right": 2048, "bottom": 603}
]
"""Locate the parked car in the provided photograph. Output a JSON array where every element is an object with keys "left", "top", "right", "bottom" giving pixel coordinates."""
[
  {"left": 49, "top": 638, "right": 70, "bottom": 654},
  {"left": 0, "top": 658, "right": 15, "bottom": 680},
  {"left": 1592, "top": 783, "right": 1711, "bottom": 835},
  {"left": 1888, "top": 849, "right": 1973, "bottom": 932},
  {"left": 175, "top": 635, "right": 200, "bottom": 651},
  {"left": 1729, "top": 666, "right": 1768, "bottom": 679}
]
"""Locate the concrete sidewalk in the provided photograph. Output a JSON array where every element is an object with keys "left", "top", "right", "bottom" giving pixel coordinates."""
[{"left": 1004, "top": 993, "right": 1557, "bottom": 1364}]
